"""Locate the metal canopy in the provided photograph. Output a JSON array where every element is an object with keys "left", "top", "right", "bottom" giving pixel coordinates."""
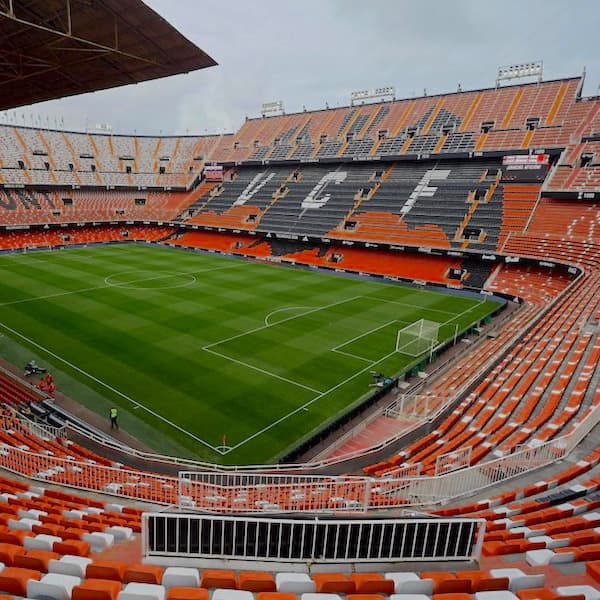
[{"left": 0, "top": 0, "right": 217, "bottom": 111}]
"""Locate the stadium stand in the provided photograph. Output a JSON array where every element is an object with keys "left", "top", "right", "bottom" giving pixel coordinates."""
[
  {"left": 4, "top": 65, "right": 600, "bottom": 598},
  {"left": 184, "top": 159, "right": 505, "bottom": 250},
  {"left": 207, "top": 77, "right": 582, "bottom": 163},
  {"left": 0, "top": 226, "right": 172, "bottom": 251},
  {"left": 0, "top": 126, "right": 221, "bottom": 190},
  {"left": 0, "top": 77, "right": 586, "bottom": 194},
  {"left": 169, "top": 232, "right": 462, "bottom": 284},
  {"left": 0, "top": 189, "right": 200, "bottom": 225}
]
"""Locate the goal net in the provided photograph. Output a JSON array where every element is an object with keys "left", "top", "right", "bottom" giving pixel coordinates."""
[{"left": 395, "top": 319, "right": 440, "bottom": 357}]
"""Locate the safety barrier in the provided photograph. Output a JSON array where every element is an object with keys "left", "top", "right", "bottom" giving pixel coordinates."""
[
  {"left": 20, "top": 416, "right": 66, "bottom": 441},
  {"left": 178, "top": 471, "right": 371, "bottom": 513},
  {"left": 174, "top": 396, "right": 596, "bottom": 512},
  {"left": 0, "top": 390, "right": 594, "bottom": 512},
  {"left": 0, "top": 442, "right": 179, "bottom": 505},
  {"left": 142, "top": 512, "right": 486, "bottom": 566}
]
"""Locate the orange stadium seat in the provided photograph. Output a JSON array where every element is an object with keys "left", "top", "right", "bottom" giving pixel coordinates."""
[
  {"left": 2, "top": 66, "right": 600, "bottom": 600},
  {"left": 166, "top": 589, "right": 209, "bottom": 600},
  {"left": 72, "top": 579, "right": 122, "bottom": 600}
]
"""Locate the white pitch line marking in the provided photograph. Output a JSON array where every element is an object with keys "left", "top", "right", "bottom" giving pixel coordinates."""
[
  {"left": 204, "top": 295, "right": 365, "bottom": 349},
  {"left": 105, "top": 271, "right": 197, "bottom": 290},
  {"left": 203, "top": 347, "right": 322, "bottom": 394},
  {"left": 331, "top": 348, "right": 375, "bottom": 363},
  {"left": 371, "top": 296, "right": 457, "bottom": 316},
  {"left": 224, "top": 297, "right": 494, "bottom": 453},
  {"left": 330, "top": 319, "right": 402, "bottom": 364},
  {"left": 226, "top": 347, "right": 400, "bottom": 453},
  {"left": 0, "top": 263, "right": 242, "bottom": 308},
  {"left": 332, "top": 320, "right": 400, "bottom": 352},
  {"left": 440, "top": 297, "right": 490, "bottom": 326},
  {"left": 0, "top": 320, "right": 220, "bottom": 452},
  {"left": 264, "top": 306, "right": 309, "bottom": 327}
]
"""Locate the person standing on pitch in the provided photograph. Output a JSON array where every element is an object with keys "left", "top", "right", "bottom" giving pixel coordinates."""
[{"left": 110, "top": 407, "right": 119, "bottom": 430}]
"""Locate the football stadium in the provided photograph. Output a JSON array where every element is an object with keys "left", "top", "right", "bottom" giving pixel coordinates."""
[{"left": 0, "top": 0, "right": 600, "bottom": 596}]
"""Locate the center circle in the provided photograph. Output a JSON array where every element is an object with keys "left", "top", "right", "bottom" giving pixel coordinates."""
[{"left": 105, "top": 270, "right": 197, "bottom": 290}]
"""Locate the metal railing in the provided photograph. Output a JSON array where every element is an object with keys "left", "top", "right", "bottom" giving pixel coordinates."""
[
  {"left": 0, "top": 441, "right": 178, "bottom": 505},
  {"left": 384, "top": 391, "right": 453, "bottom": 419},
  {"left": 178, "top": 471, "right": 371, "bottom": 513},
  {"left": 435, "top": 446, "right": 473, "bottom": 476},
  {"left": 0, "top": 364, "right": 595, "bottom": 512},
  {"left": 370, "top": 439, "right": 567, "bottom": 508},
  {"left": 381, "top": 462, "right": 422, "bottom": 479},
  {"left": 175, "top": 397, "right": 600, "bottom": 512},
  {"left": 142, "top": 512, "right": 486, "bottom": 565},
  {"left": 19, "top": 416, "right": 66, "bottom": 441}
]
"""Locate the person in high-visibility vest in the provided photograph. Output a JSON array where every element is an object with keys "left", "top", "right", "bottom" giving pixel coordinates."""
[{"left": 110, "top": 407, "right": 119, "bottom": 430}]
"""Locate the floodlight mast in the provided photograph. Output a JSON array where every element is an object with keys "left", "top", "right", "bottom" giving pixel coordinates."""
[
  {"left": 350, "top": 87, "right": 396, "bottom": 106},
  {"left": 496, "top": 61, "right": 543, "bottom": 87},
  {"left": 261, "top": 101, "right": 285, "bottom": 117}
]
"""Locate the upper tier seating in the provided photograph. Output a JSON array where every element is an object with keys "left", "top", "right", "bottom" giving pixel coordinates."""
[
  {"left": 496, "top": 183, "right": 541, "bottom": 251},
  {"left": 212, "top": 78, "right": 582, "bottom": 164},
  {"left": 0, "top": 127, "right": 222, "bottom": 190},
  {"left": 0, "top": 79, "right": 592, "bottom": 191},
  {"left": 0, "top": 190, "right": 197, "bottom": 226},
  {"left": 524, "top": 197, "right": 600, "bottom": 240}
]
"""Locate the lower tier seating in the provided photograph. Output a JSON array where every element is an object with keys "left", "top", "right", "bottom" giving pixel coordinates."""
[{"left": 171, "top": 230, "right": 477, "bottom": 286}]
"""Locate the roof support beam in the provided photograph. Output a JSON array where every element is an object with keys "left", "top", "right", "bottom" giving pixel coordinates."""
[{"left": 0, "top": 3, "right": 162, "bottom": 66}]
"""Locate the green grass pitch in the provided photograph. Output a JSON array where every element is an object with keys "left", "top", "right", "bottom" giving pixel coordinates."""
[{"left": 0, "top": 244, "right": 501, "bottom": 464}]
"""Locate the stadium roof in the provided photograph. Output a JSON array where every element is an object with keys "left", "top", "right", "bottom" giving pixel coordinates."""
[{"left": 0, "top": 0, "right": 217, "bottom": 111}]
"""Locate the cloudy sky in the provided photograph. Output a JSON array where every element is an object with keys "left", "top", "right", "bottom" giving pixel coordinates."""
[{"left": 2, "top": 0, "right": 599, "bottom": 135}]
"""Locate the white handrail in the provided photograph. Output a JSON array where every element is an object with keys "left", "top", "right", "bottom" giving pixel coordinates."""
[{"left": 0, "top": 386, "right": 596, "bottom": 512}]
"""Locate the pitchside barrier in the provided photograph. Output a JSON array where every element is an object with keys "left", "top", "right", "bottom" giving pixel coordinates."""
[
  {"left": 0, "top": 356, "right": 592, "bottom": 512},
  {"left": 0, "top": 400, "right": 589, "bottom": 511},
  {"left": 142, "top": 512, "right": 486, "bottom": 568},
  {"left": 0, "top": 373, "right": 588, "bottom": 512}
]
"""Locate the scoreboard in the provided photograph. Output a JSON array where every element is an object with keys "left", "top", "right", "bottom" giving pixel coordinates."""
[{"left": 502, "top": 154, "right": 550, "bottom": 183}]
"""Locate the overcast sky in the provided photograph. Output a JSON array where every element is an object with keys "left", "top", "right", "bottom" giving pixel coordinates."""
[{"left": 2, "top": 0, "right": 599, "bottom": 136}]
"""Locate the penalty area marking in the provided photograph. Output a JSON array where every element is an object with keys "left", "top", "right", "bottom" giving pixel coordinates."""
[
  {"left": 203, "top": 346, "right": 322, "bottom": 394},
  {"left": 224, "top": 346, "right": 400, "bottom": 454},
  {"left": 202, "top": 295, "right": 370, "bottom": 396},
  {"left": 331, "top": 319, "right": 408, "bottom": 363},
  {"left": 205, "top": 295, "right": 364, "bottom": 349},
  {"left": 264, "top": 306, "right": 309, "bottom": 326},
  {"left": 221, "top": 298, "right": 494, "bottom": 454}
]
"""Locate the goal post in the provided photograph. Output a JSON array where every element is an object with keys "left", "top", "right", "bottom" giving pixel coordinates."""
[{"left": 395, "top": 319, "right": 440, "bottom": 357}]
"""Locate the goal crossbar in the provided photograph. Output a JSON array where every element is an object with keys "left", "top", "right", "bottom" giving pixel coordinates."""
[{"left": 395, "top": 319, "right": 439, "bottom": 357}]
